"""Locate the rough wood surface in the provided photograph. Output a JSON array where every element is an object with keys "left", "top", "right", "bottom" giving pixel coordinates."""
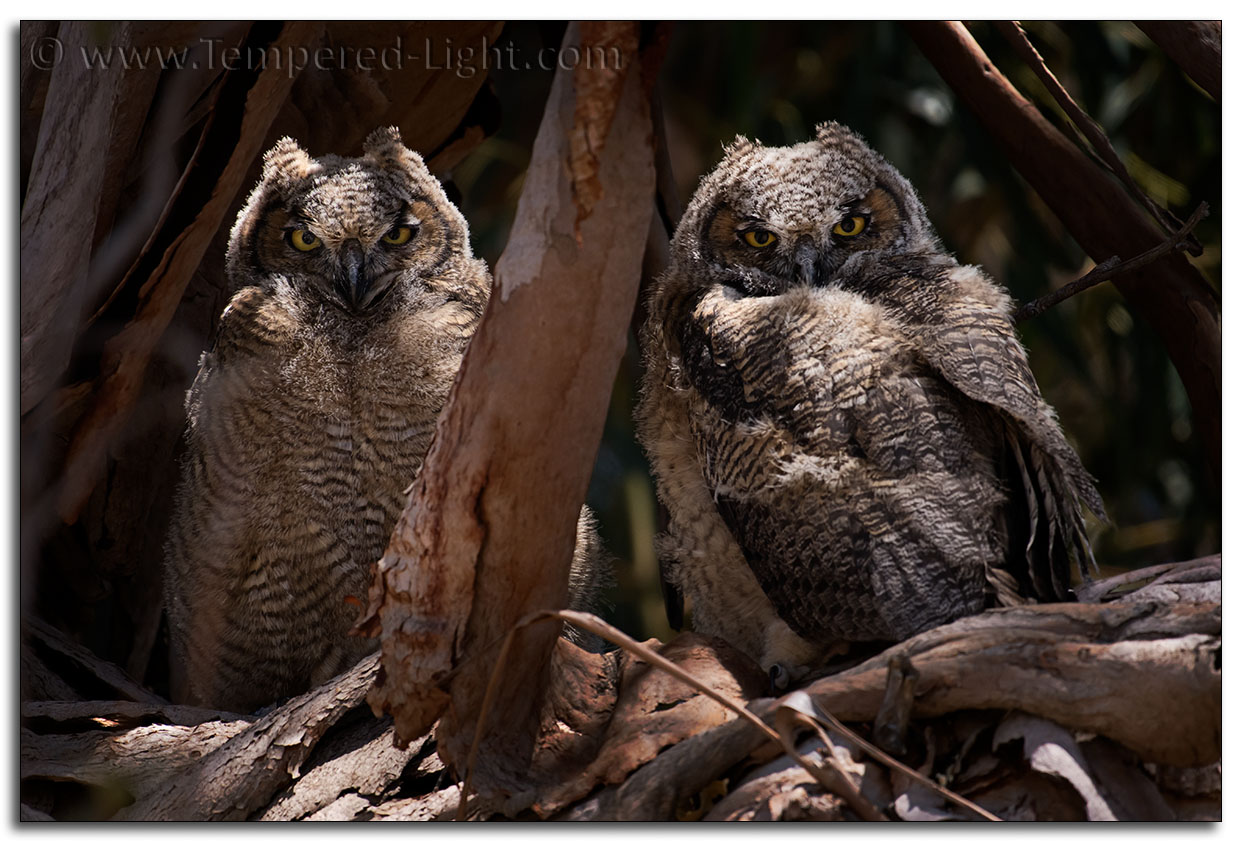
[
  {"left": 258, "top": 717, "right": 435, "bottom": 821},
  {"left": 20, "top": 584, "right": 1218, "bottom": 821},
  {"left": 21, "top": 720, "right": 252, "bottom": 803},
  {"left": 561, "top": 593, "right": 1219, "bottom": 820},
  {"left": 804, "top": 602, "right": 1220, "bottom": 767},
  {"left": 21, "top": 699, "right": 249, "bottom": 729},
  {"left": 1075, "top": 554, "right": 1220, "bottom": 605},
  {"left": 358, "top": 22, "right": 657, "bottom": 805},
  {"left": 112, "top": 653, "right": 379, "bottom": 820}
]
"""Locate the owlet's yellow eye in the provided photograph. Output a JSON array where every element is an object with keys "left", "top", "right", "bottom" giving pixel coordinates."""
[
  {"left": 743, "top": 229, "right": 776, "bottom": 248},
  {"left": 382, "top": 226, "right": 413, "bottom": 245},
  {"left": 288, "top": 228, "right": 321, "bottom": 252},
  {"left": 832, "top": 216, "right": 867, "bottom": 237}
]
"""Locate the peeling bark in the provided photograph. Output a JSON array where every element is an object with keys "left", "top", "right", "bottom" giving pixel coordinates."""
[{"left": 359, "top": 21, "right": 657, "bottom": 804}]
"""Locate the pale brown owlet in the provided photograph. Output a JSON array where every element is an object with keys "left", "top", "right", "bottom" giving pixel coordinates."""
[
  {"left": 637, "top": 122, "right": 1105, "bottom": 687},
  {"left": 165, "top": 128, "right": 607, "bottom": 713}
]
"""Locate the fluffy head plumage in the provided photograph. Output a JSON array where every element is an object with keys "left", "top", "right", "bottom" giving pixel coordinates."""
[
  {"left": 673, "top": 121, "right": 939, "bottom": 298},
  {"left": 227, "top": 128, "right": 473, "bottom": 314}
]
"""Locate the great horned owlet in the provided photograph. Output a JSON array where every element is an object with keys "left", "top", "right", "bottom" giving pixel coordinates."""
[
  {"left": 166, "top": 128, "right": 607, "bottom": 713},
  {"left": 637, "top": 122, "right": 1105, "bottom": 686}
]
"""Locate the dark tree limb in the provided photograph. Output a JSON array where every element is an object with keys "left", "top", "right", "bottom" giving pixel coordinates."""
[
  {"left": 907, "top": 21, "right": 1221, "bottom": 479},
  {"left": 1136, "top": 21, "right": 1221, "bottom": 101},
  {"left": 1015, "top": 201, "right": 1209, "bottom": 322},
  {"left": 22, "top": 617, "right": 166, "bottom": 706},
  {"left": 997, "top": 21, "right": 1198, "bottom": 250}
]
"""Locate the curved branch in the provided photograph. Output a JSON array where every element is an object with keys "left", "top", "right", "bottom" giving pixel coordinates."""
[{"left": 997, "top": 21, "right": 1198, "bottom": 251}]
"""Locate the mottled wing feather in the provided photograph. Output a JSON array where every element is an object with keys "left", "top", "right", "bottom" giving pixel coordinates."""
[
  {"left": 680, "top": 290, "right": 999, "bottom": 643},
  {"left": 915, "top": 298, "right": 1104, "bottom": 595}
]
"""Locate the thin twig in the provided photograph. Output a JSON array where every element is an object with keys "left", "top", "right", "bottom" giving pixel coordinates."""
[
  {"left": 1015, "top": 201, "right": 1209, "bottom": 322},
  {"left": 997, "top": 21, "right": 1199, "bottom": 253}
]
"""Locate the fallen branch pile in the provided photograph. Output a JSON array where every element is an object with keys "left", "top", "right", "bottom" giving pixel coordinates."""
[{"left": 20, "top": 558, "right": 1221, "bottom": 821}]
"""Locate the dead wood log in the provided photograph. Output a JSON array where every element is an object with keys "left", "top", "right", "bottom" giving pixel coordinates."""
[
  {"left": 357, "top": 20, "right": 658, "bottom": 804},
  {"left": 1075, "top": 554, "right": 1220, "bottom": 604},
  {"left": 257, "top": 714, "right": 438, "bottom": 821},
  {"left": 563, "top": 596, "right": 1219, "bottom": 820},
  {"left": 21, "top": 700, "right": 249, "bottom": 729},
  {"left": 21, "top": 719, "right": 252, "bottom": 804},
  {"left": 805, "top": 603, "right": 1219, "bottom": 768},
  {"left": 906, "top": 21, "right": 1221, "bottom": 478},
  {"left": 366, "top": 787, "right": 462, "bottom": 821},
  {"left": 112, "top": 652, "right": 379, "bottom": 820},
  {"left": 702, "top": 736, "right": 851, "bottom": 821}
]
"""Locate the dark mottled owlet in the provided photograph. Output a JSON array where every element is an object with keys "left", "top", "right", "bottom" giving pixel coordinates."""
[
  {"left": 166, "top": 128, "right": 607, "bottom": 712},
  {"left": 637, "top": 122, "right": 1104, "bottom": 687}
]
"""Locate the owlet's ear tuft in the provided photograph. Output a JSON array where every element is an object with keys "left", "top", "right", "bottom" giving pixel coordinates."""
[
  {"left": 363, "top": 125, "right": 428, "bottom": 173},
  {"left": 815, "top": 121, "right": 868, "bottom": 152},
  {"left": 364, "top": 125, "right": 404, "bottom": 154},
  {"left": 814, "top": 121, "right": 843, "bottom": 141},
  {"left": 262, "top": 137, "right": 315, "bottom": 191},
  {"left": 723, "top": 135, "right": 758, "bottom": 158}
]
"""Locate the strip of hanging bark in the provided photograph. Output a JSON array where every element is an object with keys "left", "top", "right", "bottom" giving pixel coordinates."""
[
  {"left": 112, "top": 652, "right": 379, "bottom": 820},
  {"left": 997, "top": 21, "right": 1196, "bottom": 249},
  {"left": 906, "top": 21, "right": 1221, "bottom": 478},
  {"left": 53, "top": 22, "right": 320, "bottom": 524},
  {"left": 1015, "top": 201, "right": 1209, "bottom": 322},
  {"left": 356, "top": 21, "right": 656, "bottom": 801},
  {"left": 20, "top": 22, "right": 143, "bottom": 415},
  {"left": 1136, "top": 21, "right": 1221, "bottom": 101}
]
